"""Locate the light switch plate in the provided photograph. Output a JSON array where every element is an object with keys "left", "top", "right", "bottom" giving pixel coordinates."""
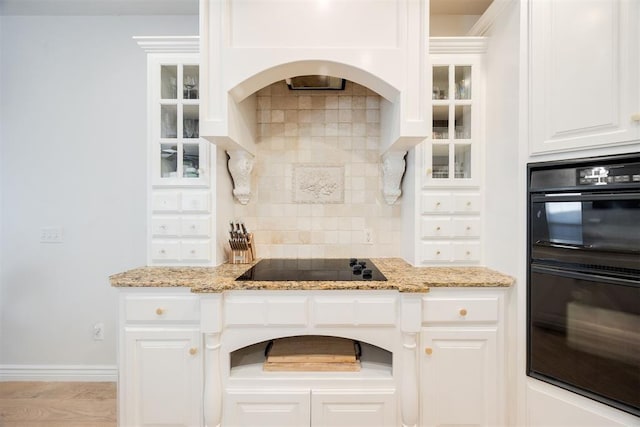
[{"left": 40, "top": 227, "right": 63, "bottom": 243}]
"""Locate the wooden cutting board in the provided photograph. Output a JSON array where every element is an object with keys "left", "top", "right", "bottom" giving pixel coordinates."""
[{"left": 264, "top": 336, "right": 360, "bottom": 371}]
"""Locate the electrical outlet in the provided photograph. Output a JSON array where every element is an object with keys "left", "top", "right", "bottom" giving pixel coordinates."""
[
  {"left": 40, "top": 227, "right": 63, "bottom": 243},
  {"left": 93, "top": 323, "right": 104, "bottom": 341},
  {"left": 364, "top": 228, "right": 373, "bottom": 244}
]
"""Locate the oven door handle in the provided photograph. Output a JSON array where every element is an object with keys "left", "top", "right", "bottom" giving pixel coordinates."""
[
  {"left": 530, "top": 264, "right": 640, "bottom": 287},
  {"left": 534, "top": 241, "right": 594, "bottom": 250},
  {"left": 531, "top": 192, "right": 640, "bottom": 202}
]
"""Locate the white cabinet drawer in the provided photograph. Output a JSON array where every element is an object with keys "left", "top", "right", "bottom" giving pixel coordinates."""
[
  {"left": 181, "top": 216, "right": 210, "bottom": 237},
  {"left": 421, "top": 242, "right": 452, "bottom": 263},
  {"left": 181, "top": 192, "right": 209, "bottom": 212},
  {"left": 421, "top": 194, "right": 453, "bottom": 214},
  {"left": 152, "top": 192, "right": 180, "bottom": 212},
  {"left": 151, "top": 216, "right": 180, "bottom": 237},
  {"left": 453, "top": 218, "right": 480, "bottom": 237},
  {"left": 181, "top": 241, "right": 211, "bottom": 261},
  {"left": 421, "top": 217, "right": 452, "bottom": 238},
  {"left": 453, "top": 194, "right": 481, "bottom": 213},
  {"left": 224, "top": 296, "right": 309, "bottom": 326},
  {"left": 151, "top": 241, "right": 180, "bottom": 261},
  {"left": 422, "top": 297, "right": 499, "bottom": 323},
  {"left": 125, "top": 296, "right": 200, "bottom": 322},
  {"left": 453, "top": 242, "right": 480, "bottom": 262},
  {"left": 314, "top": 297, "right": 397, "bottom": 326}
]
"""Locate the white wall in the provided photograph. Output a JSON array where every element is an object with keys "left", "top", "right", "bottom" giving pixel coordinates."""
[
  {"left": 483, "top": 2, "right": 522, "bottom": 425},
  {"left": 0, "top": 14, "right": 197, "bottom": 374}
]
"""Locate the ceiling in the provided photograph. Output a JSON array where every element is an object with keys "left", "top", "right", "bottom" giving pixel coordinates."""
[
  {"left": 431, "top": 0, "right": 493, "bottom": 15},
  {"left": 2, "top": 0, "right": 492, "bottom": 17}
]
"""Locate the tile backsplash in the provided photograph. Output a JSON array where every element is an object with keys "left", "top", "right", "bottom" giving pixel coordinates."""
[{"left": 232, "top": 80, "right": 402, "bottom": 259}]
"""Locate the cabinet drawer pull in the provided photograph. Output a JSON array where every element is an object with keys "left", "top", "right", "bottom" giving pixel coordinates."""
[
  {"left": 459, "top": 308, "right": 468, "bottom": 316},
  {"left": 436, "top": 226, "right": 441, "bottom": 231},
  {"left": 190, "top": 225, "right": 197, "bottom": 230},
  {"left": 155, "top": 308, "right": 165, "bottom": 316},
  {"left": 159, "top": 249, "right": 166, "bottom": 254},
  {"left": 466, "top": 201, "right": 472, "bottom": 206},
  {"left": 189, "top": 347, "right": 198, "bottom": 355},
  {"left": 436, "top": 250, "right": 441, "bottom": 255},
  {"left": 425, "top": 347, "right": 433, "bottom": 355},
  {"left": 466, "top": 226, "right": 471, "bottom": 231},
  {"left": 436, "top": 202, "right": 441, "bottom": 206},
  {"left": 466, "top": 250, "right": 471, "bottom": 256},
  {"left": 190, "top": 250, "right": 196, "bottom": 254}
]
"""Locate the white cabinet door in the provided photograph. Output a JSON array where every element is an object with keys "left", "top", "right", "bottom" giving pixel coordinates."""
[
  {"left": 421, "top": 328, "right": 499, "bottom": 427},
  {"left": 225, "top": 390, "right": 310, "bottom": 427},
  {"left": 122, "top": 329, "right": 201, "bottom": 427},
  {"left": 311, "top": 390, "right": 396, "bottom": 427},
  {"left": 529, "top": 0, "right": 640, "bottom": 154}
]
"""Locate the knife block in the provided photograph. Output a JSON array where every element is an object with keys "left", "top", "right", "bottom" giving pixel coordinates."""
[{"left": 230, "top": 233, "right": 255, "bottom": 264}]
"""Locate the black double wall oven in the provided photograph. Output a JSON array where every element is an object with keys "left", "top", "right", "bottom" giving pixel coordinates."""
[{"left": 527, "top": 153, "right": 640, "bottom": 416}]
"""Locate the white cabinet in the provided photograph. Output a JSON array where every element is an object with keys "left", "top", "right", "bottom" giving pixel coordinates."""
[
  {"left": 224, "top": 389, "right": 396, "bottom": 427},
  {"left": 225, "top": 390, "right": 311, "bottom": 427},
  {"left": 420, "top": 289, "right": 507, "bottom": 427},
  {"left": 419, "top": 38, "right": 486, "bottom": 266},
  {"left": 119, "top": 291, "right": 202, "bottom": 427},
  {"left": 419, "top": 191, "right": 482, "bottom": 264},
  {"left": 138, "top": 40, "right": 216, "bottom": 267},
  {"left": 528, "top": 0, "right": 640, "bottom": 154},
  {"left": 312, "top": 390, "right": 396, "bottom": 427},
  {"left": 427, "top": 40, "right": 485, "bottom": 186}
]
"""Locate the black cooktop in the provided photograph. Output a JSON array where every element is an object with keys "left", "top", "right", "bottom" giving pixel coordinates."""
[{"left": 236, "top": 258, "right": 387, "bottom": 281}]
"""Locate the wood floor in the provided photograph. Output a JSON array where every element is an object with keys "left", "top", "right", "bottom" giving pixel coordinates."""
[{"left": 0, "top": 382, "right": 116, "bottom": 427}]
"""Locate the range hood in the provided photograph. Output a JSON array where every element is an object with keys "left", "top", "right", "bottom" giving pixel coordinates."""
[
  {"left": 198, "top": 0, "right": 430, "bottom": 204},
  {"left": 285, "top": 75, "right": 346, "bottom": 90}
]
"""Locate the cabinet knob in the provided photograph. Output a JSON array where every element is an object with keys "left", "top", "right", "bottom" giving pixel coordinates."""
[
  {"left": 160, "top": 225, "right": 167, "bottom": 230},
  {"left": 190, "top": 225, "right": 197, "bottom": 230},
  {"left": 466, "top": 226, "right": 471, "bottom": 231},
  {"left": 189, "top": 347, "right": 198, "bottom": 355},
  {"left": 436, "top": 202, "right": 441, "bottom": 206},
  {"left": 466, "top": 201, "right": 472, "bottom": 206},
  {"left": 436, "top": 226, "right": 441, "bottom": 231},
  {"left": 466, "top": 251, "right": 471, "bottom": 256},
  {"left": 190, "top": 249, "right": 196, "bottom": 254},
  {"left": 425, "top": 347, "right": 433, "bottom": 355},
  {"left": 436, "top": 250, "right": 441, "bottom": 255},
  {"left": 159, "top": 249, "right": 166, "bottom": 254},
  {"left": 156, "top": 308, "right": 165, "bottom": 316},
  {"left": 459, "top": 308, "right": 468, "bottom": 316}
]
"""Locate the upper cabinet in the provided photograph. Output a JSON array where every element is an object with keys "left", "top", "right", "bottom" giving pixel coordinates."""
[
  {"left": 151, "top": 56, "right": 209, "bottom": 187},
  {"left": 426, "top": 39, "right": 485, "bottom": 187},
  {"left": 528, "top": 0, "right": 640, "bottom": 155}
]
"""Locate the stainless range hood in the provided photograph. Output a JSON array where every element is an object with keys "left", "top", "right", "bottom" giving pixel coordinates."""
[{"left": 285, "top": 75, "right": 346, "bottom": 90}]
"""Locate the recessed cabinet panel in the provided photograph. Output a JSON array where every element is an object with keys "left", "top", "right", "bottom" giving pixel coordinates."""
[
  {"left": 152, "top": 192, "right": 180, "bottom": 212},
  {"left": 225, "top": 390, "right": 310, "bottom": 427},
  {"left": 180, "top": 216, "right": 210, "bottom": 237},
  {"left": 453, "top": 242, "right": 481, "bottom": 263},
  {"left": 151, "top": 216, "right": 180, "bottom": 237},
  {"left": 421, "top": 242, "right": 452, "bottom": 263},
  {"left": 422, "top": 296, "right": 499, "bottom": 324},
  {"left": 453, "top": 194, "right": 481, "bottom": 213},
  {"left": 180, "top": 241, "right": 210, "bottom": 262},
  {"left": 421, "top": 217, "right": 452, "bottom": 238},
  {"left": 150, "top": 241, "right": 180, "bottom": 261},
  {"left": 421, "top": 194, "right": 453, "bottom": 214},
  {"left": 453, "top": 218, "right": 481, "bottom": 237},
  {"left": 181, "top": 192, "right": 209, "bottom": 212},
  {"left": 311, "top": 390, "right": 396, "bottom": 427}
]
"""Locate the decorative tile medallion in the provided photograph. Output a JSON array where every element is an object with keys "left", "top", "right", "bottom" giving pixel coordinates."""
[{"left": 293, "top": 164, "right": 344, "bottom": 204}]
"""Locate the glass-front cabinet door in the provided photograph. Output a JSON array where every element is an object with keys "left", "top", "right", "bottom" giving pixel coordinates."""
[
  {"left": 426, "top": 57, "right": 481, "bottom": 186},
  {"left": 154, "top": 59, "right": 208, "bottom": 186}
]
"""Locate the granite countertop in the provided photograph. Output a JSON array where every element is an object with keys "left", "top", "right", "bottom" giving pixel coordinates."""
[{"left": 109, "top": 258, "right": 514, "bottom": 293}]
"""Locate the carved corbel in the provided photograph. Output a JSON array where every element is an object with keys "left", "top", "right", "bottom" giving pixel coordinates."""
[
  {"left": 227, "top": 150, "right": 254, "bottom": 205},
  {"left": 381, "top": 151, "right": 407, "bottom": 205}
]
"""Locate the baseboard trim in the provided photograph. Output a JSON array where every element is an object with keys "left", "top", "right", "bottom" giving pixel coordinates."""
[{"left": 0, "top": 364, "right": 117, "bottom": 382}]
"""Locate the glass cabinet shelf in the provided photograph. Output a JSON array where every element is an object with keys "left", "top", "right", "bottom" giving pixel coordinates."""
[
  {"left": 154, "top": 61, "right": 206, "bottom": 186},
  {"left": 426, "top": 59, "right": 480, "bottom": 186}
]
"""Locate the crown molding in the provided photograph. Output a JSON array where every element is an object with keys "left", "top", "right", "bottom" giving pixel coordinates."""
[
  {"left": 467, "top": 0, "right": 517, "bottom": 36},
  {"left": 430, "top": 37, "right": 488, "bottom": 54},
  {"left": 134, "top": 36, "right": 199, "bottom": 53}
]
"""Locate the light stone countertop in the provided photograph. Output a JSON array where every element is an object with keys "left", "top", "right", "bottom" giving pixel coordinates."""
[{"left": 109, "top": 258, "right": 514, "bottom": 293}]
